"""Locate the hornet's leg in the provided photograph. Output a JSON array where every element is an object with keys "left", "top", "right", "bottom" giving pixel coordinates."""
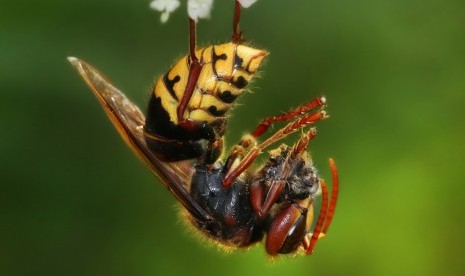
[
  {"left": 222, "top": 97, "right": 326, "bottom": 185},
  {"left": 175, "top": 18, "right": 222, "bottom": 165},
  {"left": 249, "top": 130, "right": 318, "bottom": 219},
  {"left": 302, "top": 159, "right": 339, "bottom": 255},
  {"left": 259, "top": 131, "right": 320, "bottom": 255},
  {"left": 252, "top": 96, "right": 326, "bottom": 138},
  {"left": 232, "top": 0, "right": 243, "bottom": 43},
  {"left": 222, "top": 134, "right": 256, "bottom": 177},
  {"left": 302, "top": 180, "right": 329, "bottom": 255},
  {"left": 176, "top": 18, "right": 202, "bottom": 124},
  {"left": 223, "top": 109, "right": 327, "bottom": 188}
]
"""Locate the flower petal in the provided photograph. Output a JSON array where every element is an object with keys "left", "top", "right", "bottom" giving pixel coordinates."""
[
  {"left": 165, "top": 0, "right": 181, "bottom": 12},
  {"left": 150, "top": 0, "right": 180, "bottom": 23},
  {"left": 188, "top": 0, "right": 214, "bottom": 22},
  {"left": 149, "top": 0, "right": 166, "bottom": 12},
  {"left": 238, "top": 0, "right": 258, "bottom": 8},
  {"left": 160, "top": 11, "right": 170, "bottom": 23}
]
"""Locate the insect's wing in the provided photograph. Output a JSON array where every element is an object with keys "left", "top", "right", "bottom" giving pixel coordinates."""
[{"left": 68, "top": 57, "right": 212, "bottom": 222}]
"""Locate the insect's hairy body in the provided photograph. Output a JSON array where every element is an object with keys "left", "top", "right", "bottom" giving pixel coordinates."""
[
  {"left": 69, "top": 1, "right": 339, "bottom": 257},
  {"left": 68, "top": 56, "right": 339, "bottom": 255},
  {"left": 145, "top": 43, "right": 267, "bottom": 140},
  {"left": 189, "top": 145, "right": 320, "bottom": 249}
]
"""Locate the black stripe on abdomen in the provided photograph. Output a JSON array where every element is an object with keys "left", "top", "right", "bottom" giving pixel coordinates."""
[{"left": 162, "top": 73, "right": 181, "bottom": 101}]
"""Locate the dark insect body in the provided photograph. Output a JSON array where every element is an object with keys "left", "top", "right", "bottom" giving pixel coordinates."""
[{"left": 69, "top": 1, "right": 339, "bottom": 256}]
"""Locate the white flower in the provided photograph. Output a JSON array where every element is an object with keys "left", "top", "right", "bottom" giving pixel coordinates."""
[
  {"left": 238, "top": 0, "right": 257, "bottom": 8},
  {"left": 150, "top": 0, "right": 181, "bottom": 23},
  {"left": 188, "top": 0, "right": 214, "bottom": 22}
]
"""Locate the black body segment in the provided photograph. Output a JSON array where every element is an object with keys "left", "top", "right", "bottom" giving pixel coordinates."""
[{"left": 190, "top": 164, "right": 262, "bottom": 247}]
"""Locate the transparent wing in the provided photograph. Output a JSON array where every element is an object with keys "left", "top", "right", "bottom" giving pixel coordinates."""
[{"left": 68, "top": 57, "right": 212, "bottom": 222}]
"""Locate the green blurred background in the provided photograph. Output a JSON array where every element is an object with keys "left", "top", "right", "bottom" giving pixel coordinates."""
[{"left": 2, "top": 0, "right": 465, "bottom": 275}]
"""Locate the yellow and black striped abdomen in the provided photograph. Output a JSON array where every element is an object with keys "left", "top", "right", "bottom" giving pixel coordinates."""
[
  {"left": 153, "top": 43, "right": 267, "bottom": 126},
  {"left": 144, "top": 43, "right": 267, "bottom": 161}
]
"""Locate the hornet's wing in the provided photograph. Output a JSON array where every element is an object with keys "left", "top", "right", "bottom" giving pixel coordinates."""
[{"left": 68, "top": 57, "right": 212, "bottom": 223}]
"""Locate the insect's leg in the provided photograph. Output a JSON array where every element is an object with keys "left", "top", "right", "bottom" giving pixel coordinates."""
[
  {"left": 224, "top": 97, "right": 325, "bottom": 177},
  {"left": 175, "top": 20, "right": 221, "bottom": 164},
  {"left": 176, "top": 19, "right": 203, "bottom": 125},
  {"left": 249, "top": 149, "right": 292, "bottom": 219},
  {"left": 252, "top": 97, "right": 326, "bottom": 139},
  {"left": 188, "top": 18, "right": 199, "bottom": 63},
  {"left": 291, "top": 128, "right": 317, "bottom": 159},
  {"left": 249, "top": 130, "right": 317, "bottom": 219},
  {"left": 204, "top": 137, "right": 224, "bottom": 165},
  {"left": 222, "top": 109, "right": 328, "bottom": 188},
  {"left": 302, "top": 180, "right": 329, "bottom": 255},
  {"left": 232, "top": 0, "right": 243, "bottom": 43},
  {"left": 302, "top": 159, "right": 339, "bottom": 254},
  {"left": 322, "top": 158, "right": 339, "bottom": 234},
  {"left": 249, "top": 179, "right": 286, "bottom": 219},
  {"left": 223, "top": 134, "right": 256, "bottom": 175}
]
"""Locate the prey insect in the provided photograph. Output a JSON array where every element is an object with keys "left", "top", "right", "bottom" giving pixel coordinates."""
[{"left": 69, "top": 1, "right": 339, "bottom": 256}]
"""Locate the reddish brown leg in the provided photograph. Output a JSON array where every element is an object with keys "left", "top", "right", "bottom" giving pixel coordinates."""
[
  {"left": 175, "top": 18, "right": 223, "bottom": 164},
  {"left": 204, "top": 138, "right": 224, "bottom": 165},
  {"left": 177, "top": 18, "right": 203, "bottom": 124},
  {"left": 232, "top": 0, "right": 243, "bottom": 43},
  {"left": 250, "top": 180, "right": 286, "bottom": 219},
  {"left": 302, "top": 159, "right": 339, "bottom": 254},
  {"left": 322, "top": 158, "right": 339, "bottom": 234},
  {"left": 252, "top": 97, "right": 326, "bottom": 138},
  {"left": 291, "top": 128, "right": 317, "bottom": 159},
  {"left": 223, "top": 97, "right": 324, "bottom": 180},
  {"left": 304, "top": 181, "right": 329, "bottom": 255},
  {"left": 249, "top": 130, "right": 316, "bottom": 219},
  {"left": 248, "top": 149, "right": 287, "bottom": 219},
  {"left": 222, "top": 134, "right": 256, "bottom": 175},
  {"left": 223, "top": 109, "right": 328, "bottom": 188}
]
